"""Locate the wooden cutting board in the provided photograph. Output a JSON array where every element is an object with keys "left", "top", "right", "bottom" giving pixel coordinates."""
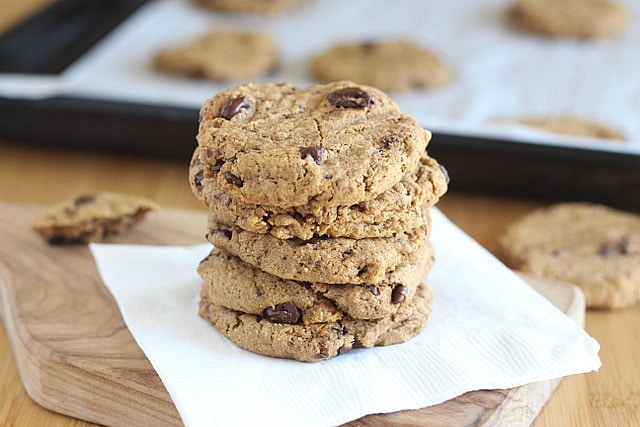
[{"left": 0, "top": 201, "right": 584, "bottom": 427}]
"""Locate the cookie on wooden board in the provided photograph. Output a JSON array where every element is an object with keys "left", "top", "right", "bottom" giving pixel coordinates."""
[
  {"left": 192, "top": 81, "right": 431, "bottom": 208},
  {"left": 31, "top": 192, "right": 158, "bottom": 244},
  {"left": 199, "top": 282, "right": 433, "bottom": 362},
  {"left": 191, "top": 148, "right": 448, "bottom": 240},
  {"left": 198, "top": 247, "right": 433, "bottom": 323}
]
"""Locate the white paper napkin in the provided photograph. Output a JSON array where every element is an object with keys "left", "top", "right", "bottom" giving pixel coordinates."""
[{"left": 90, "top": 209, "right": 600, "bottom": 427}]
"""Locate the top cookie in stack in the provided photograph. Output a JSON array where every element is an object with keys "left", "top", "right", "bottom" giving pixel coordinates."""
[{"left": 189, "top": 81, "right": 448, "bottom": 361}]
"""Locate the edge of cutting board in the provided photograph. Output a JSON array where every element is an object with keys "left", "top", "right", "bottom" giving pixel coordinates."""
[{"left": 0, "top": 201, "right": 584, "bottom": 426}]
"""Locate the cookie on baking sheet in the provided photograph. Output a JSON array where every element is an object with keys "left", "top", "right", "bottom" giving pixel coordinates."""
[
  {"left": 30, "top": 192, "right": 158, "bottom": 244},
  {"left": 194, "top": 0, "right": 303, "bottom": 14},
  {"left": 154, "top": 30, "right": 277, "bottom": 81},
  {"left": 207, "top": 223, "right": 432, "bottom": 285},
  {"left": 499, "top": 203, "right": 640, "bottom": 309},
  {"left": 191, "top": 148, "right": 448, "bottom": 239},
  {"left": 310, "top": 40, "right": 452, "bottom": 92},
  {"left": 513, "top": 115, "right": 625, "bottom": 140},
  {"left": 193, "top": 81, "right": 430, "bottom": 208},
  {"left": 199, "top": 282, "right": 433, "bottom": 362},
  {"left": 507, "top": 0, "right": 628, "bottom": 38},
  {"left": 198, "top": 247, "right": 433, "bottom": 322}
]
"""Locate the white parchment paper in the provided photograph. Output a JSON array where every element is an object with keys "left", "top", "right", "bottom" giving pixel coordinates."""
[{"left": 2, "top": 0, "right": 639, "bottom": 155}]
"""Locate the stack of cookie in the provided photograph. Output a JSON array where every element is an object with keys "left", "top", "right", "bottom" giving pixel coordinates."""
[{"left": 189, "top": 81, "right": 448, "bottom": 362}]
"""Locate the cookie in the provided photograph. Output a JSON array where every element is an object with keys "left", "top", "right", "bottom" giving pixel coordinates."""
[
  {"left": 193, "top": 81, "right": 430, "bottom": 208},
  {"left": 199, "top": 282, "right": 433, "bottom": 362},
  {"left": 30, "top": 192, "right": 158, "bottom": 244},
  {"left": 310, "top": 40, "right": 452, "bottom": 92},
  {"left": 198, "top": 247, "right": 433, "bottom": 322},
  {"left": 207, "top": 223, "right": 431, "bottom": 284},
  {"left": 154, "top": 30, "right": 277, "bottom": 81},
  {"left": 499, "top": 203, "right": 640, "bottom": 309},
  {"left": 194, "top": 0, "right": 303, "bottom": 14},
  {"left": 508, "top": 0, "right": 628, "bottom": 38},
  {"left": 192, "top": 149, "right": 448, "bottom": 239},
  {"left": 513, "top": 115, "right": 625, "bottom": 140}
]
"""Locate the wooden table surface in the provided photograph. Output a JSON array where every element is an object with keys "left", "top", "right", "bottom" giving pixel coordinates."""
[{"left": 1, "top": 2, "right": 639, "bottom": 426}]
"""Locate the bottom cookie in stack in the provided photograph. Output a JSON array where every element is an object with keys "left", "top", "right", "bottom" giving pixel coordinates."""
[{"left": 197, "top": 248, "right": 434, "bottom": 362}]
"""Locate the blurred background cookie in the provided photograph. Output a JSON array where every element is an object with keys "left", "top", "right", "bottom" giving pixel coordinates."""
[
  {"left": 194, "top": 0, "right": 304, "bottom": 14},
  {"left": 310, "top": 40, "right": 452, "bottom": 92},
  {"left": 508, "top": 0, "right": 628, "bottom": 38},
  {"left": 154, "top": 30, "right": 277, "bottom": 81},
  {"left": 499, "top": 203, "right": 640, "bottom": 309}
]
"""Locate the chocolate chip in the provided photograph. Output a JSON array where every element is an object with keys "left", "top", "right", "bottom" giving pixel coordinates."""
[
  {"left": 327, "top": 87, "right": 377, "bottom": 109},
  {"left": 192, "top": 157, "right": 201, "bottom": 166},
  {"left": 299, "top": 146, "right": 327, "bottom": 165},
  {"left": 73, "top": 195, "right": 95, "bottom": 207},
  {"left": 219, "top": 96, "right": 250, "bottom": 120},
  {"left": 368, "top": 285, "right": 380, "bottom": 296},
  {"left": 225, "top": 172, "right": 244, "bottom": 187},
  {"left": 439, "top": 164, "right": 450, "bottom": 184},
  {"left": 210, "top": 161, "right": 224, "bottom": 172},
  {"left": 193, "top": 170, "right": 204, "bottom": 188},
  {"left": 263, "top": 302, "right": 301, "bottom": 324},
  {"left": 391, "top": 285, "right": 408, "bottom": 304},
  {"left": 598, "top": 237, "right": 631, "bottom": 257},
  {"left": 360, "top": 40, "right": 377, "bottom": 52},
  {"left": 211, "top": 228, "right": 232, "bottom": 239},
  {"left": 380, "top": 135, "right": 400, "bottom": 148}
]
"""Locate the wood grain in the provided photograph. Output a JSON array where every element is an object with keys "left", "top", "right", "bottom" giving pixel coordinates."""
[{"left": 0, "top": 201, "right": 583, "bottom": 427}]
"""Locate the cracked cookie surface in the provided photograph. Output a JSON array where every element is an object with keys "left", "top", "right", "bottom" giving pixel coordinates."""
[
  {"left": 499, "top": 203, "right": 640, "bottom": 309},
  {"left": 198, "top": 282, "right": 433, "bottom": 362},
  {"left": 192, "top": 81, "right": 430, "bottom": 208}
]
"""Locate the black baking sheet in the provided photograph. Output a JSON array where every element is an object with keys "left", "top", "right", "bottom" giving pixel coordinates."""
[{"left": 0, "top": 0, "right": 638, "bottom": 209}]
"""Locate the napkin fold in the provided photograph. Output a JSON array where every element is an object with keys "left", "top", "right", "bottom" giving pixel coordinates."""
[{"left": 90, "top": 209, "right": 600, "bottom": 427}]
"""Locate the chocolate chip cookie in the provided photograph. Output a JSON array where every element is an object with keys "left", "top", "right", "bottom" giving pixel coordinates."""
[
  {"left": 193, "top": 81, "right": 431, "bottom": 208},
  {"left": 198, "top": 247, "right": 433, "bottom": 322},
  {"left": 154, "top": 30, "right": 277, "bottom": 81},
  {"left": 192, "top": 149, "right": 448, "bottom": 239},
  {"left": 499, "top": 203, "right": 640, "bottom": 309},
  {"left": 30, "top": 192, "right": 158, "bottom": 244},
  {"left": 199, "top": 282, "right": 433, "bottom": 362},
  {"left": 207, "top": 223, "right": 431, "bottom": 284},
  {"left": 508, "top": 0, "right": 628, "bottom": 38},
  {"left": 310, "top": 40, "right": 452, "bottom": 92}
]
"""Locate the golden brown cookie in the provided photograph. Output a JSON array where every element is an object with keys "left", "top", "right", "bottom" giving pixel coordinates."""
[
  {"left": 191, "top": 149, "right": 448, "bottom": 239},
  {"left": 310, "top": 40, "right": 452, "bottom": 92},
  {"left": 207, "top": 223, "right": 432, "bottom": 285},
  {"left": 198, "top": 282, "right": 433, "bottom": 362},
  {"left": 508, "top": 0, "right": 628, "bottom": 38},
  {"left": 499, "top": 203, "right": 640, "bottom": 309},
  {"left": 198, "top": 247, "right": 433, "bottom": 323},
  {"left": 30, "top": 192, "right": 158, "bottom": 244},
  {"left": 154, "top": 30, "right": 277, "bottom": 81},
  {"left": 513, "top": 115, "right": 625, "bottom": 140},
  {"left": 192, "top": 81, "right": 431, "bottom": 208}
]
